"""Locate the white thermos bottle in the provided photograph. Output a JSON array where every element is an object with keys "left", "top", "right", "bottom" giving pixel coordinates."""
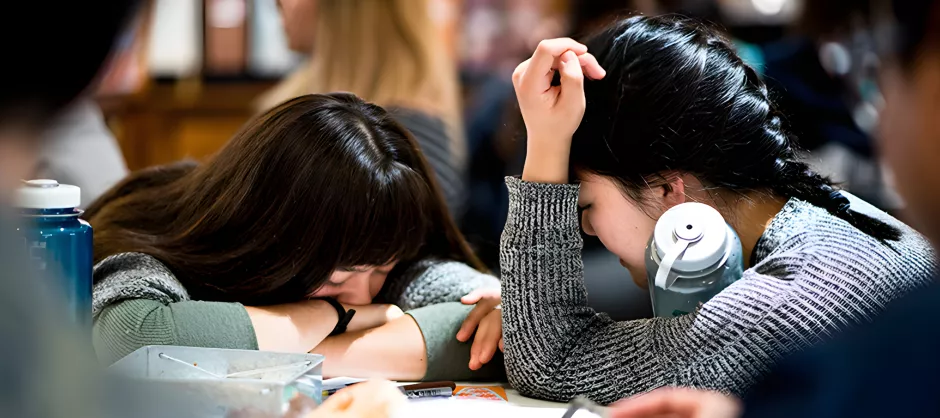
[{"left": 644, "top": 202, "right": 744, "bottom": 317}]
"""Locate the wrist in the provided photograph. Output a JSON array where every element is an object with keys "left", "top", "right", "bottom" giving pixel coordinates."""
[
  {"left": 523, "top": 140, "right": 571, "bottom": 184},
  {"left": 522, "top": 155, "right": 569, "bottom": 184},
  {"left": 315, "top": 298, "right": 356, "bottom": 336}
]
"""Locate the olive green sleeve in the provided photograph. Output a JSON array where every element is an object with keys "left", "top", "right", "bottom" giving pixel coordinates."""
[
  {"left": 406, "top": 302, "right": 506, "bottom": 382},
  {"left": 93, "top": 298, "right": 259, "bottom": 365}
]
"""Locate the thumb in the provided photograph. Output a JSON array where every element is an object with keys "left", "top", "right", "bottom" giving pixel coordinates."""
[
  {"left": 461, "top": 290, "right": 483, "bottom": 305},
  {"left": 558, "top": 50, "right": 585, "bottom": 107}
]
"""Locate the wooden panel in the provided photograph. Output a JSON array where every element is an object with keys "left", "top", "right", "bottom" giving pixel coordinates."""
[
  {"left": 100, "top": 81, "right": 273, "bottom": 170},
  {"left": 176, "top": 115, "right": 248, "bottom": 161}
]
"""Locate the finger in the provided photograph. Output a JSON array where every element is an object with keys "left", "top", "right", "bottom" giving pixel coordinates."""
[
  {"left": 460, "top": 290, "right": 484, "bottom": 305},
  {"left": 577, "top": 53, "right": 606, "bottom": 80},
  {"left": 521, "top": 38, "right": 588, "bottom": 94},
  {"left": 499, "top": 337, "right": 504, "bottom": 352},
  {"left": 344, "top": 381, "right": 407, "bottom": 418},
  {"left": 512, "top": 58, "right": 531, "bottom": 88},
  {"left": 558, "top": 51, "right": 585, "bottom": 108},
  {"left": 468, "top": 316, "right": 495, "bottom": 370},
  {"left": 477, "top": 320, "right": 501, "bottom": 365},
  {"left": 457, "top": 305, "right": 489, "bottom": 342},
  {"left": 321, "top": 388, "right": 354, "bottom": 412}
]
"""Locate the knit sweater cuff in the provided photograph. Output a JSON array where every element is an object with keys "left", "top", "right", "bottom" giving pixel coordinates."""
[
  {"left": 406, "top": 302, "right": 506, "bottom": 382},
  {"left": 503, "top": 176, "right": 582, "bottom": 248}
]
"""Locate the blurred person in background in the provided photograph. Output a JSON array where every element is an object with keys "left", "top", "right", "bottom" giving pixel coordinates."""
[
  {"left": 260, "top": 0, "right": 469, "bottom": 222},
  {"left": 607, "top": 0, "right": 940, "bottom": 417},
  {"left": 501, "top": 13, "right": 934, "bottom": 404},
  {"left": 760, "top": 0, "right": 904, "bottom": 215},
  {"left": 460, "top": 0, "right": 567, "bottom": 268},
  {"left": 35, "top": 99, "right": 129, "bottom": 207},
  {"left": 0, "top": 2, "right": 138, "bottom": 417}
]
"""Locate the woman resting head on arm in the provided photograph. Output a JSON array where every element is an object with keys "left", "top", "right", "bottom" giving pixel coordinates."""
[
  {"left": 500, "top": 15, "right": 936, "bottom": 402},
  {"left": 87, "top": 93, "right": 504, "bottom": 381}
]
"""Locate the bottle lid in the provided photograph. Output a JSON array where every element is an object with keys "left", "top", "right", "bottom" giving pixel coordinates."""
[
  {"left": 15, "top": 179, "right": 81, "bottom": 209},
  {"left": 654, "top": 202, "right": 730, "bottom": 273}
]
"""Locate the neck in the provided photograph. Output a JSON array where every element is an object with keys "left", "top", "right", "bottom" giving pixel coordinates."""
[{"left": 719, "top": 193, "right": 788, "bottom": 268}]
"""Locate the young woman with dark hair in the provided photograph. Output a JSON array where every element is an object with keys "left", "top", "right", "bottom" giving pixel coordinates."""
[
  {"left": 88, "top": 93, "right": 504, "bottom": 381},
  {"left": 499, "top": 15, "right": 936, "bottom": 403}
]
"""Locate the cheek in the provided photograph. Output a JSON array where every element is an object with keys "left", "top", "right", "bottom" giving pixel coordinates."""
[
  {"left": 308, "top": 286, "right": 334, "bottom": 298},
  {"left": 589, "top": 207, "right": 656, "bottom": 272},
  {"left": 369, "top": 275, "right": 386, "bottom": 299}
]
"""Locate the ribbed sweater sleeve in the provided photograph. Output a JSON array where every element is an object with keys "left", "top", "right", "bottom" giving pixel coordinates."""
[{"left": 499, "top": 176, "right": 935, "bottom": 404}]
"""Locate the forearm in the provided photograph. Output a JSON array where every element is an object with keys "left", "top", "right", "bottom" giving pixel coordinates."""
[
  {"left": 500, "top": 176, "right": 661, "bottom": 402},
  {"left": 312, "top": 315, "right": 427, "bottom": 381},
  {"left": 311, "top": 302, "right": 507, "bottom": 382},
  {"left": 500, "top": 176, "right": 597, "bottom": 356},
  {"left": 245, "top": 300, "right": 337, "bottom": 353}
]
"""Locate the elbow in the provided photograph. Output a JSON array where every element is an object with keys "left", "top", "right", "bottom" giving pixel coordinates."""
[
  {"left": 504, "top": 352, "right": 571, "bottom": 402},
  {"left": 93, "top": 301, "right": 176, "bottom": 364}
]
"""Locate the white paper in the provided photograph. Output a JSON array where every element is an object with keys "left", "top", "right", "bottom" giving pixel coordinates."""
[
  {"left": 396, "top": 398, "right": 600, "bottom": 418},
  {"left": 321, "top": 376, "right": 367, "bottom": 392}
]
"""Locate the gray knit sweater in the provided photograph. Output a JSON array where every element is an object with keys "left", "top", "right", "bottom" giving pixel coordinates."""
[{"left": 499, "top": 176, "right": 936, "bottom": 404}]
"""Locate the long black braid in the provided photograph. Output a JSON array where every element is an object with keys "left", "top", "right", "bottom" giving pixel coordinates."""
[{"left": 571, "top": 15, "right": 901, "bottom": 242}]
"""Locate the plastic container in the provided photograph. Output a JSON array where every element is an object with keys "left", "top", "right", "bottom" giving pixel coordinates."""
[
  {"left": 109, "top": 345, "right": 325, "bottom": 417},
  {"left": 644, "top": 202, "right": 744, "bottom": 317}
]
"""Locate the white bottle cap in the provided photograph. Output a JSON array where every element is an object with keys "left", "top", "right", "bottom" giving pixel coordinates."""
[
  {"left": 15, "top": 179, "right": 81, "bottom": 209},
  {"left": 653, "top": 203, "right": 730, "bottom": 288}
]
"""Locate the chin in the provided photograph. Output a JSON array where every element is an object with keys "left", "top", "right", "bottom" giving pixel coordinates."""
[{"left": 631, "top": 272, "right": 649, "bottom": 290}]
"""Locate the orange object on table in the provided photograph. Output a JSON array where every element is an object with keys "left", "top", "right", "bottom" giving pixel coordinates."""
[{"left": 453, "top": 385, "right": 509, "bottom": 402}]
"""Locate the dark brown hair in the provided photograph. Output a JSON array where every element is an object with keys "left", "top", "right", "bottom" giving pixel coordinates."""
[{"left": 86, "top": 93, "right": 483, "bottom": 305}]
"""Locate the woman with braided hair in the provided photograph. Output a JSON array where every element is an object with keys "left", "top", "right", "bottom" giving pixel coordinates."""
[{"left": 498, "top": 15, "right": 936, "bottom": 403}]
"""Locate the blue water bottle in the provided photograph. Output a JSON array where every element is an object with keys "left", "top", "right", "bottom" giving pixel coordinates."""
[{"left": 15, "top": 179, "right": 93, "bottom": 326}]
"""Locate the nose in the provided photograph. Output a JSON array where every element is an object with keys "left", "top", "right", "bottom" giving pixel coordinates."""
[
  {"left": 335, "top": 272, "right": 373, "bottom": 305},
  {"left": 582, "top": 214, "right": 597, "bottom": 236}
]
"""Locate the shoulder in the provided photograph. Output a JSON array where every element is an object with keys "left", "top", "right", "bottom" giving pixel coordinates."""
[
  {"left": 92, "top": 252, "right": 190, "bottom": 318},
  {"left": 388, "top": 108, "right": 447, "bottom": 140},
  {"left": 753, "top": 195, "right": 936, "bottom": 304},
  {"left": 396, "top": 258, "right": 497, "bottom": 286}
]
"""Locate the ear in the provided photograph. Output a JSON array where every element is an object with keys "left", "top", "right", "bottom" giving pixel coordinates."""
[{"left": 661, "top": 173, "right": 687, "bottom": 209}]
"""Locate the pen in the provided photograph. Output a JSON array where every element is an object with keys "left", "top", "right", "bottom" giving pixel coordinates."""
[
  {"left": 321, "top": 381, "right": 364, "bottom": 397},
  {"left": 322, "top": 381, "right": 456, "bottom": 399}
]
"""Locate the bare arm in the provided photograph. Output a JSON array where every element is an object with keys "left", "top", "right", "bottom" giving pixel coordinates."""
[
  {"left": 311, "top": 315, "right": 427, "bottom": 380},
  {"left": 245, "top": 301, "right": 338, "bottom": 353},
  {"left": 247, "top": 301, "right": 407, "bottom": 352}
]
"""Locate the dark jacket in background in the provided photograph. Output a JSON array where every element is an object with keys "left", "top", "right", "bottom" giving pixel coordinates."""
[
  {"left": 762, "top": 37, "right": 872, "bottom": 156},
  {"left": 391, "top": 109, "right": 468, "bottom": 222}
]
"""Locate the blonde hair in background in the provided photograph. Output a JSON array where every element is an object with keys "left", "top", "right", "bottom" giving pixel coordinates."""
[{"left": 260, "top": 0, "right": 465, "bottom": 163}]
